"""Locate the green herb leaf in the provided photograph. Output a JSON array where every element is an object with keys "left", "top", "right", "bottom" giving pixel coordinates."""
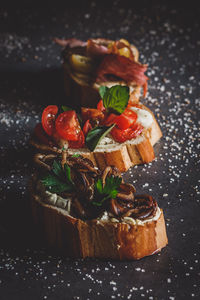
[
  {"left": 62, "top": 105, "right": 72, "bottom": 112},
  {"left": 64, "top": 164, "right": 73, "bottom": 184},
  {"left": 95, "top": 178, "right": 103, "bottom": 193},
  {"left": 92, "top": 176, "right": 122, "bottom": 207},
  {"left": 85, "top": 124, "right": 115, "bottom": 151},
  {"left": 41, "top": 160, "right": 75, "bottom": 193},
  {"left": 41, "top": 174, "right": 73, "bottom": 193},
  {"left": 52, "top": 160, "right": 63, "bottom": 178},
  {"left": 101, "top": 85, "right": 129, "bottom": 115},
  {"left": 71, "top": 154, "right": 80, "bottom": 158},
  {"left": 99, "top": 86, "right": 109, "bottom": 99}
]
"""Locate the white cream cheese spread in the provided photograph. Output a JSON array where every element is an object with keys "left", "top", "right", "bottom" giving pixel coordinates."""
[
  {"left": 36, "top": 181, "right": 71, "bottom": 213},
  {"left": 98, "top": 207, "right": 161, "bottom": 226},
  {"left": 129, "top": 107, "right": 153, "bottom": 128},
  {"left": 36, "top": 181, "right": 160, "bottom": 226}
]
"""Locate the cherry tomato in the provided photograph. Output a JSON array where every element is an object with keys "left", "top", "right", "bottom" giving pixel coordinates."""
[
  {"left": 55, "top": 110, "right": 81, "bottom": 141},
  {"left": 111, "top": 123, "right": 143, "bottom": 143},
  {"left": 42, "top": 105, "right": 58, "bottom": 136},
  {"left": 103, "top": 109, "right": 137, "bottom": 129},
  {"left": 34, "top": 123, "right": 54, "bottom": 146},
  {"left": 115, "top": 109, "right": 137, "bottom": 130},
  {"left": 81, "top": 107, "right": 104, "bottom": 124},
  {"left": 68, "top": 131, "right": 85, "bottom": 148},
  {"left": 83, "top": 120, "right": 92, "bottom": 136},
  {"left": 102, "top": 113, "right": 117, "bottom": 126},
  {"left": 97, "top": 100, "right": 106, "bottom": 112}
]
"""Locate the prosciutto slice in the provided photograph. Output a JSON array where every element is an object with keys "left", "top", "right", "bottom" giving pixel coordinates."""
[
  {"left": 96, "top": 54, "right": 148, "bottom": 87},
  {"left": 54, "top": 38, "right": 87, "bottom": 48},
  {"left": 86, "top": 39, "right": 110, "bottom": 56}
]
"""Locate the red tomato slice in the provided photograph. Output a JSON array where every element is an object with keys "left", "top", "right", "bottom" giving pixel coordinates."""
[
  {"left": 42, "top": 105, "right": 58, "bottom": 136},
  {"left": 55, "top": 110, "right": 81, "bottom": 141},
  {"left": 115, "top": 109, "right": 137, "bottom": 130},
  {"left": 34, "top": 123, "right": 55, "bottom": 146},
  {"left": 68, "top": 131, "right": 85, "bottom": 148},
  {"left": 81, "top": 107, "right": 105, "bottom": 124},
  {"left": 111, "top": 123, "right": 143, "bottom": 143},
  {"left": 97, "top": 100, "right": 106, "bottom": 112},
  {"left": 102, "top": 113, "right": 118, "bottom": 126},
  {"left": 83, "top": 120, "right": 92, "bottom": 136}
]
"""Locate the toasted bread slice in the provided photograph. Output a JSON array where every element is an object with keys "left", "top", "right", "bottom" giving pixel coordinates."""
[
  {"left": 62, "top": 38, "right": 141, "bottom": 107},
  {"left": 30, "top": 154, "right": 168, "bottom": 260},
  {"left": 31, "top": 191, "right": 168, "bottom": 260},
  {"left": 30, "top": 104, "right": 162, "bottom": 172},
  {"left": 66, "top": 104, "right": 162, "bottom": 172}
]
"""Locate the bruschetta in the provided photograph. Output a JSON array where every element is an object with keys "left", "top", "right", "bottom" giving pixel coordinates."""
[
  {"left": 30, "top": 85, "right": 162, "bottom": 172},
  {"left": 55, "top": 38, "right": 148, "bottom": 107},
  {"left": 30, "top": 152, "right": 168, "bottom": 260}
]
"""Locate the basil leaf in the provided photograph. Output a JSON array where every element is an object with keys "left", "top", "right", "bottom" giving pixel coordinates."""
[
  {"left": 85, "top": 124, "right": 115, "bottom": 151},
  {"left": 102, "top": 85, "right": 129, "bottom": 115},
  {"left": 99, "top": 86, "right": 109, "bottom": 99}
]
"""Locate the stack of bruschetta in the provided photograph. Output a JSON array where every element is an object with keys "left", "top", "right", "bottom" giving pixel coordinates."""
[{"left": 29, "top": 38, "right": 168, "bottom": 260}]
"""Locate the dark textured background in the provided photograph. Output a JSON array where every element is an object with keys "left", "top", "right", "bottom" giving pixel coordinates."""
[{"left": 0, "top": 1, "right": 200, "bottom": 299}]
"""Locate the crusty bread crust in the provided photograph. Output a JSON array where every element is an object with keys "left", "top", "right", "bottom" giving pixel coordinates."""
[
  {"left": 67, "top": 104, "right": 162, "bottom": 172},
  {"left": 31, "top": 191, "right": 168, "bottom": 260},
  {"left": 30, "top": 105, "right": 162, "bottom": 172}
]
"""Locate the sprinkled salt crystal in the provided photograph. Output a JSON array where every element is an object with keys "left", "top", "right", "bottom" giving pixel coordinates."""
[{"left": 84, "top": 13, "right": 90, "bottom": 19}]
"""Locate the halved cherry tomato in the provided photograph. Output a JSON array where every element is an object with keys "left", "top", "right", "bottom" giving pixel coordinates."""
[
  {"left": 68, "top": 131, "right": 85, "bottom": 148},
  {"left": 55, "top": 110, "right": 81, "bottom": 141},
  {"left": 34, "top": 123, "right": 54, "bottom": 146},
  {"left": 102, "top": 113, "right": 118, "bottom": 126},
  {"left": 97, "top": 100, "right": 106, "bottom": 112},
  {"left": 81, "top": 107, "right": 104, "bottom": 124},
  {"left": 103, "top": 109, "right": 137, "bottom": 130},
  {"left": 42, "top": 105, "right": 58, "bottom": 136},
  {"left": 83, "top": 119, "right": 92, "bottom": 136},
  {"left": 115, "top": 109, "right": 137, "bottom": 130},
  {"left": 111, "top": 123, "right": 143, "bottom": 143}
]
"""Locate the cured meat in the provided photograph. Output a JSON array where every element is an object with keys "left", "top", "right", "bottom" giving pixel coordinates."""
[
  {"left": 54, "top": 38, "right": 87, "bottom": 48},
  {"left": 87, "top": 39, "right": 110, "bottom": 56},
  {"left": 96, "top": 54, "right": 148, "bottom": 87}
]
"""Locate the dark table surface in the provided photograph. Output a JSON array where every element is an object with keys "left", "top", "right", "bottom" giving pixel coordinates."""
[{"left": 0, "top": 1, "right": 200, "bottom": 299}]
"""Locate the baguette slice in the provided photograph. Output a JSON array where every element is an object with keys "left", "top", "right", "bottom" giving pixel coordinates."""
[
  {"left": 30, "top": 105, "right": 162, "bottom": 172},
  {"left": 62, "top": 38, "right": 142, "bottom": 108},
  {"left": 67, "top": 104, "right": 162, "bottom": 172},
  {"left": 31, "top": 191, "right": 168, "bottom": 260}
]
